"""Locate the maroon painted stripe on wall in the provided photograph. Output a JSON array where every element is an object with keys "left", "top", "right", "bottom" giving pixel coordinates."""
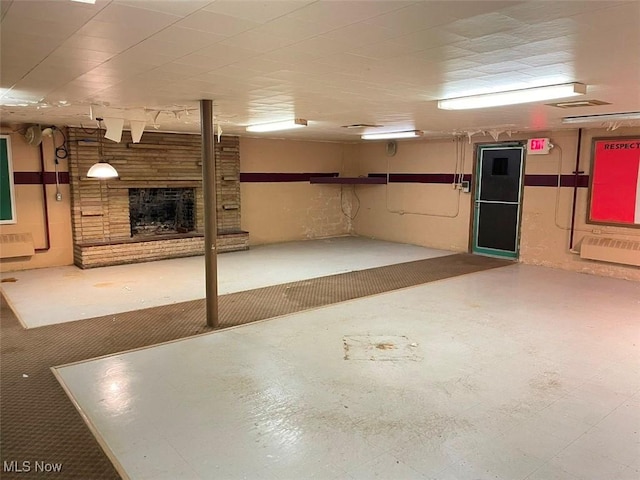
[
  {"left": 14, "top": 171, "right": 70, "bottom": 185},
  {"left": 369, "top": 173, "right": 589, "bottom": 187},
  {"left": 524, "top": 174, "right": 589, "bottom": 187},
  {"left": 240, "top": 172, "right": 338, "bottom": 182},
  {"left": 368, "top": 173, "right": 473, "bottom": 183}
]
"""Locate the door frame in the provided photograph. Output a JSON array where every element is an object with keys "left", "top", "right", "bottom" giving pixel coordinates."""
[{"left": 469, "top": 142, "right": 525, "bottom": 259}]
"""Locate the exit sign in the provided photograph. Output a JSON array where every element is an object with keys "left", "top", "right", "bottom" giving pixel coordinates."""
[{"left": 527, "top": 138, "right": 552, "bottom": 155}]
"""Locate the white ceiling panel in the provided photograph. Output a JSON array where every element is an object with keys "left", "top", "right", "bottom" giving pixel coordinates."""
[
  {"left": 175, "top": 10, "right": 260, "bottom": 36},
  {"left": 92, "top": 3, "right": 180, "bottom": 29},
  {"left": 201, "top": 0, "right": 314, "bottom": 23},
  {"left": 217, "top": 29, "right": 298, "bottom": 53},
  {"left": 252, "top": 16, "right": 335, "bottom": 42},
  {"left": 148, "top": 25, "right": 227, "bottom": 49},
  {"left": 115, "top": 0, "right": 210, "bottom": 17},
  {"left": 1, "top": 0, "right": 638, "bottom": 140},
  {"left": 364, "top": 2, "right": 457, "bottom": 32}
]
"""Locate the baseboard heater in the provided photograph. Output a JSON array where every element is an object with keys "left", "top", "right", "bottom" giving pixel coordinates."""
[
  {"left": 579, "top": 236, "right": 640, "bottom": 267},
  {"left": 0, "top": 233, "right": 35, "bottom": 259}
]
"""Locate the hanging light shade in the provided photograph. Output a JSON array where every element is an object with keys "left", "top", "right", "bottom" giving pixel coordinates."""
[
  {"left": 87, "top": 162, "right": 119, "bottom": 178},
  {"left": 87, "top": 117, "right": 119, "bottom": 179}
]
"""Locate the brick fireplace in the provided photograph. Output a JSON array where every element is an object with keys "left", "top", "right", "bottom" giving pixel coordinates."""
[{"left": 67, "top": 129, "right": 248, "bottom": 268}]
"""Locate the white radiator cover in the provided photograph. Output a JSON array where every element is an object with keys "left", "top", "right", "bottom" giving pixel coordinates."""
[
  {"left": 0, "top": 233, "right": 35, "bottom": 259},
  {"left": 579, "top": 236, "right": 640, "bottom": 267}
]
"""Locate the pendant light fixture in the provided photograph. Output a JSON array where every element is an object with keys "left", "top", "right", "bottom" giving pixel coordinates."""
[{"left": 87, "top": 117, "right": 119, "bottom": 179}]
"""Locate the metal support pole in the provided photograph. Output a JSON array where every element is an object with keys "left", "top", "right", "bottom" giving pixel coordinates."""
[{"left": 200, "top": 99, "right": 218, "bottom": 327}]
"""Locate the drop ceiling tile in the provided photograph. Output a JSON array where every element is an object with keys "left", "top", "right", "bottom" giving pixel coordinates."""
[
  {"left": 193, "top": 43, "right": 260, "bottom": 62},
  {"left": 474, "top": 71, "right": 540, "bottom": 88},
  {"left": 249, "top": 16, "right": 333, "bottom": 42},
  {"left": 60, "top": 34, "right": 134, "bottom": 55},
  {"left": 286, "top": 1, "right": 411, "bottom": 28},
  {"left": 517, "top": 51, "right": 574, "bottom": 68},
  {"left": 432, "top": 45, "right": 475, "bottom": 61},
  {"left": 85, "top": 60, "right": 153, "bottom": 77},
  {"left": 0, "top": 34, "right": 59, "bottom": 60},
  {"left": 201, "top": 0, "right": 313, "bottom": 23},
  {"left": 364, "top": 3, "right": 458, "bottom": 32},
  {"left": 4, "top": 0, "right": 102, "bottom": 24},
  {"left": 154, "top": 62, "right": 217, "bottom": 78},
  {"left": 115, "top": 0, "right": 210, "bottom": 17},
  {"left": 176, "top": 10, "right": 260, "bottom": 36},
  {"left": 516, "top": 63, "right": 576, "bottom": 78},
  {"left": 260, "top": 46, "right": 325, "bottom": 64},
  {"left": 514, "top": 37, "right": 573, "bottom": 56},
  {"left": 93, "top": 3, "right": 180, "bottom": 29},
  {"left": 313, "top": 53, "right": 379, "bottom": 74},
  {"left": 443, "top": 11, "right": 526, "bottom": 39},
  {"left": 218, "top": 30, "right": 297, "bottom": 53},
  {"left": 320, "top": 22, "right": 399, "bottom": 48},
  {"left": 118, "top": 41, "right": 195, "bottom": 62},
  {"left": 274, "top": 35, "right": 354, "bottom": 57},
  {"left": 510, "top": 18, "right": 579, "bottom": 44},
  {"left": 451, "top": 33, "right": 529, "bottom": 54},
  {"left": 502, "top": 1, "right": 626, "bottom": 23},
  {"left": 49, "top": 48, "right": 116, "bottom": 64},
  {"left": 347, "top": 40, "right": 414, "bottom": 60},
  {"left": 130, "top": 70, "right": 191, "bottom": 86},
  {"left": 149, "top": 26, "right": 227, "bottom": 49},
  {"left": 572, "top": 1, "right": 640, "bottom": 28},
  {"left": 474, "top": 60, "right": 533, "bottom": 75},
  {"left": 388, "top": 27, "right": 467, "bottom": 51},
  {"left": 74, "top": 21, "right": 162, "bottom": 48},
  {"left": 0, "top": 16, "right": 81, "bottom": 40},
  {"left": 230, "top": 58, "right": 290, "bottom": 75},
  {"left": 107, "top": 51, "right": 175, "bottom": 70}
]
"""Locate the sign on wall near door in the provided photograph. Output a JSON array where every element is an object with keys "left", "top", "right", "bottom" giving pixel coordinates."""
[{"left": 589, "top": 137, "right": 640, "bottom": 227}]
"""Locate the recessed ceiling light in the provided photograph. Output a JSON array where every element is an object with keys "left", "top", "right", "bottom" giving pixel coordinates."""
[
  {"left": 438, "top": 83, "right": 587, "bottom": 110},
  {"left": 361, "top": 130, "right": 423, "bottom": 140},
  {"left": 246, "top": 118, "right": 307, "bottom": 132}
]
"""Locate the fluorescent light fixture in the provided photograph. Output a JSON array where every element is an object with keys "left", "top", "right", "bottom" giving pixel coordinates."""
[
  {"left": 71, "top": 0, "right": 96, "bottom": 4},
  {"left": 246, "top": 118, "right": 307, "bottom": 132},
  {"left": 361, "top": 130, "right": 423, "bottom": 140},
  {"left": 87, "top": 162, "right": 119, "bottom": 179},
  {"left": 562, "top": 111, "right": 640, "bottom": 124},
  {"left": 438, "top": 83, "right": 587, "bottom": 110}
]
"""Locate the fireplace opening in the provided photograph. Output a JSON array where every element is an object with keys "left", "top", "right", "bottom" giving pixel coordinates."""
[{"left": 129, "top": 188, "right": 195, "bottom": 237}]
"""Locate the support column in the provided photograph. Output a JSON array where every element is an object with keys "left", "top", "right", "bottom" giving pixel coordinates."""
[{"left": 200, "top": 99, "right": 218, "bottom": 327}]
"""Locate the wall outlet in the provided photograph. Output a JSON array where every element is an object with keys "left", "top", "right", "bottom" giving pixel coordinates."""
[
  {"left": 55, "top": 192, "right": 62, "bottom": 201},
  {"left": 461, "top": 181, "right": 471, "bottom": 193}
]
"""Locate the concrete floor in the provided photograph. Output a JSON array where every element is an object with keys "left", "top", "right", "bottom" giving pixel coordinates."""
[
  {"left": 55, "top": 261, "right": 640, "bottom": 480},
  {"left": 0, "top": 236, "right": 449, "bottom": 328}
]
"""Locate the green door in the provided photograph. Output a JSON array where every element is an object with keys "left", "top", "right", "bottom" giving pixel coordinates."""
[{"left": 472, "top": 145, "right": 524, "bottom": 260}]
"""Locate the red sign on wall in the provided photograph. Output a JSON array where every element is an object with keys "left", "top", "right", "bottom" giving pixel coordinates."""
[{"left": 589, "top": 138, "right": 640, "bottom": 227}]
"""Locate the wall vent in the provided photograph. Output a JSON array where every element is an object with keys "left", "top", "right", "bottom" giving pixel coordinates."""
[
  {"left": 547, "top": 99, "right": 610, "bottom": 108},
  {"left": 579, "top": 236, "right": 640, "bottom": 267},
  {"left": 0, "top": 233, "right": 35, "bottom": 259}
]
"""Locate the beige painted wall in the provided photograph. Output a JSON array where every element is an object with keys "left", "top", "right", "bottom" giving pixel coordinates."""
[
  {"left": 351, "top": 128, "right": 640, "bottom": 281},
  {"left": 0, "top": 129, "right": 74, "bottom": 272},
  {"left": 352, "top": 137, "right": 474, "bottom": 251},
  {"left": 240, "top": 137, "right": 356, "bottom": 244}
]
